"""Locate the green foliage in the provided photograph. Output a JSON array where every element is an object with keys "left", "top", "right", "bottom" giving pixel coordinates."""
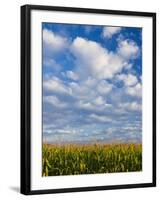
[{"left": 42, "top": 143, "right": 142, "bottom": 176}]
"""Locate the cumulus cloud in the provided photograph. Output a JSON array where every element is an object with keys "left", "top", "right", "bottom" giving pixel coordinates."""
[
  {"left": 97, "top": 80, "right": 113, "bottom": 95},
  {"left": 65, "top": 70, "right": 79, "bottom": 81},
  {"left": 44, "top": 96, "right": 68, "bottom": 108},
  {"left": 102, "top": 26, "right": 121, "bottom": 38},
  {"left": 77, "top": 101, "right": 96, "bottom": 111},
  {"left": 93, "top": 96, "right": 106, "bottom": 106},
  {"left": 119, "top": 101, "right": 141, "bottom": 112},
  {"left": 42, "top": 29, "right": 70, "bottom": 75},
  {"left": 89, "top": 113, "right": 112, "bottom": 123},
  {"left": 43, "top": 29, "right": 69, "bottom": 56},
  {"left": 70, "top": 37, "right": 125, "bottom": 80},
  {"left": 76, "top": 99, "right": 112, "bottom": 112},
  {"left": 69, "top": 81, "right": 97, "bottom": 102},
  {"left": 43, "top": 76, "right": 72, "bottom": 95},
  {"left": 43, "top": 58, "right": 62, "bottom": 72},
  {"left": 65, "top": 75, "right": 113, "bottom": 108},
  {"left": 126, "top": 83, "right": 142, "bottom": 98},
  {"left": 116, "top": 73, "right": 138, "bottom": 86},
  {"left": 117, "top": 39, "right": 139, "bottom": 59}
]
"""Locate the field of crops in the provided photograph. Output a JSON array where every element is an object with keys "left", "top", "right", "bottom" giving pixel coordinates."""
[{"left": 42, "top": 143, "right": 142, "bottom": 176}]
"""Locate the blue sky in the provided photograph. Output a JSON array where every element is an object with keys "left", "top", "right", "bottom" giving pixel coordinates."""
[{"left": 42, "top": 23, "right": 142, "bottom": 144}]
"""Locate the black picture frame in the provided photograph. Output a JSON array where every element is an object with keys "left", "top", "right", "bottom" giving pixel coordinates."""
[{"left": 21, "top": 4, "right": 156, "bottom": 195}]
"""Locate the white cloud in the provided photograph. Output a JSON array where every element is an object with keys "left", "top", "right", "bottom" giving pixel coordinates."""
[
  {"left": 44, "top": 96, "right": 68, "bottom": 108},
  {"left": 43, "top": 29, "right": 68, "bottom": 54},
  {"left": 126, "top": 83, "right": 142, "bottom": 98},
  {"left": 102, "top": 27, "right": 121, "bottom": 38},
  {"left": 68, "top": 77, "right": 113, "bottom": 106},
  {"left": 65, "top": 70, "right": 79, "bottom": 81},
  {"left": 70, "top": 37, "right": 125, "bottom": 80},
  {"left": 97, "top": 80, "right": 113, "bottom": 95},
  {"left": 119, "top": 101, "right": 141, "bottom": 111},
  {"left": 43, "top": 125, "right": 78, "bottom": 137},
  {"left": 77, "top": 99, "right": 112, "bottom": 112},
  {"left": 77, "top": 101, "right": 95, "bottom": 111},
  {"left": 117, "top": 39, "right": 139, "bottom": 59},
  {"left": 43, "top": 76, "right": 72, "bottom": 95},
  {"left": 89, "top": 113, "right": 112, "bottom": 123},
  {"left": 93, "top": 96, "right": 106, "bottom": 106},
  {"left": 83, "top": 77, "right": 97, "bottom": 88},
  {"left": 69, "top": 81, "right": 96, "bottom": 101},
  {"left": 43, "top": 58, "right": 62, "bottom": 72},
  {"left": 117, "top": 73, "right": 138, "bottom": 86}
]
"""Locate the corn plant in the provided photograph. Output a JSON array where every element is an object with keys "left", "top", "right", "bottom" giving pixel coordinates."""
[{"left": 42, "top": 143, "right": 142, "bottom": 176}]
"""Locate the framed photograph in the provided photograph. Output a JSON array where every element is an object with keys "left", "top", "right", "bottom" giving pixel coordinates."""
[{"left": 21, "top": 4, "right": 156, "bottom": 195}]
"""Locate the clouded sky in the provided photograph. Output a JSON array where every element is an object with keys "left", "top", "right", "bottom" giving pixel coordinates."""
[{"left": 42, "top": 23, "right": 142, "bottom": 144}]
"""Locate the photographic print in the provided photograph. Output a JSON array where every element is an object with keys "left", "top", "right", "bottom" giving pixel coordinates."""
[
  {"left": 21, "top": 5, "right": 156, "bottom": 194},
  {"left": 42, "top": 23, "right": 142, "bottom": 176}
]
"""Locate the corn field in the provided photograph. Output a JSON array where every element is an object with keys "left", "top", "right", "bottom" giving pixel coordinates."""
[{"left": 42, "top": 143, "right": 142, "bottom": 176}]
